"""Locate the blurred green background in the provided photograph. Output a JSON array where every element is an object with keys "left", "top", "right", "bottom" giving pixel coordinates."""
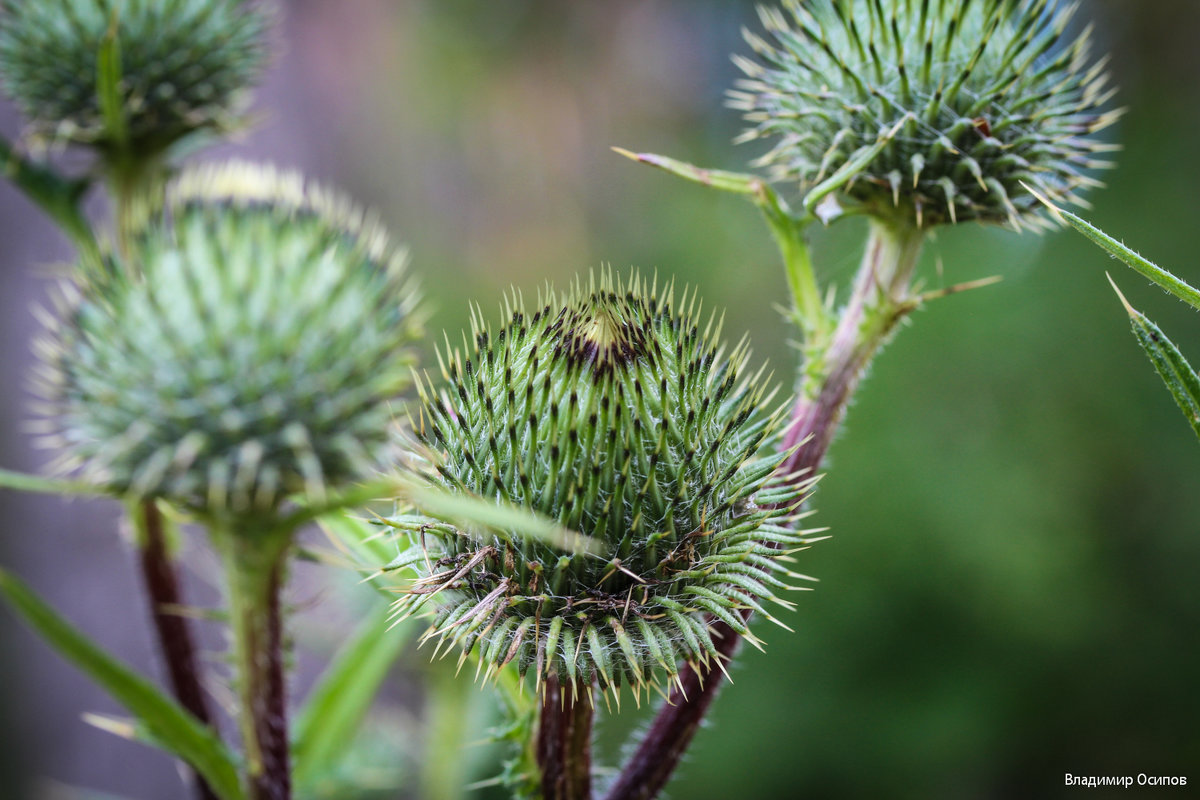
[{"left": 1, "top": 1, "right": 1198, "bottom": 798}]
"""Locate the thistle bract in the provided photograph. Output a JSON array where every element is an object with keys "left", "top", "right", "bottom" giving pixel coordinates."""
[
  {"left": 730, "top": 0, "right": 1119, "bottom": 228},
  {"left": 34, "top": 162, "right": 420, "bottom": 517},
  {"left": 391, "top": 273, "right": 815, "bottom": 697},
  {"left": 0, "top": 0, "right": 269, "bottom": 156}
]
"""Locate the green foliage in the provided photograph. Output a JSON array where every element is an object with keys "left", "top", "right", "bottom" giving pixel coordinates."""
[
  {"left": 1041, "top": 196, "right": 1200, "bottom": 442},
  {"left": 731, "top": 0, "right": 1119, "bottom": 229},
  {"left": 0, "top": 0, "right": 269, "bottom": 158},
  {"left": 1037, "top": 197, "right": 1200, "bottom": 311},
  {"left": 292, "top": 604, "right": 413, "bottom": 792},
  {"left": 35, "top": 161, "right": 421, "bottom": 516},
  {"left": 390, "top": 270, "right": 816, "bottom": 698},
  {"left": 1119, "top": 292, "right": 1200, "bottom": 441},
  {"left": 0, "top": 568, "right": 244, "bottom": 800}
]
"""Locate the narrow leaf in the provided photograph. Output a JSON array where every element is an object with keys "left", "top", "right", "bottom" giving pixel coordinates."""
[
  {"left": 1029, "top": 186, "right": 1200, "bottom": 311},
  {"left": 405, "top": 484, "right": 601, "bottom": 556},
  {"left": 803, "top": 115, "right": 910, "bottom": 215},
  {"left": 0, "top": 569, "right": 243, "bottom": 800},
  {"left": 0, "top": 467, "right": 107, "bottom": 496},
  {"left": 318, "top": 512, "right": 399, "bottom": 572},
  {"left": 272, "top": 478, "right": 400, "bottom": 534},
  {"left": 1110, "top": 276, "right": 1200, "bottom": 441},
  {"left": 0, "top": 134, "right": 98, "bottom": 260},
  {"left": 611, "top": 148, "right": 766, "bottom": 197},
  {"left": 292, "top": 603, "right": 413, "bottom": 790}
]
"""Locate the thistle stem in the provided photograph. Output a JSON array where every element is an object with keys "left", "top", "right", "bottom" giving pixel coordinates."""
[
  {"left": 606, "top": 219, "right": 925, "bottom": 800},
  {"left": 782, "top": 219, "right": 924, "bottom": 476},
  {"left": 537, "top": 675, "right": 594, "bottom": 800},
  {"left": 213, "top": 524, "right": 292, "bottom": 800},
  {"left": 133, "top": 500, "right": 220, "bottom": 800}
]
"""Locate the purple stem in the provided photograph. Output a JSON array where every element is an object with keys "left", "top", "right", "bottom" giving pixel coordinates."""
[
  {"left": 137, "top": 501, "right": 220, "bottom": 800},
  {"left": 537, "top": 676, "right": 595, "bottom": 800}
]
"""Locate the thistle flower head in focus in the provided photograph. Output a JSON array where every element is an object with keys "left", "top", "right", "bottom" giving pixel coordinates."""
[
  {"left": 33, "top": 161, "right": 421, "bottom": 519},
  {"left": 730, "top": 0, "right": 1120, "bottom": 229},
  {"left": 389, "top": 271, "right": 818, "bottom": 699},
  {"left": 0, "top": 0, "right": 269, "bottom": 158}
]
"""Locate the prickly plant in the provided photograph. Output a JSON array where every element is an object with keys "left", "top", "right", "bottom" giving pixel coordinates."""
[{"left": 390, "top": 272, "right": 817, "bottom": 699}]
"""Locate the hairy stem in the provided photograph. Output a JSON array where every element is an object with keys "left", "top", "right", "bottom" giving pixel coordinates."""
[
  {"left": 133, "top": 501, "right": 220, "bottom": 800},
  {"left": 214, "top": 525, "right": 292, "bottom": 800},
  {"left": 782, "top": 219, "right": 925, "bottom": 475},
  {"left": 606, "top": 219, "right": 925, "bottom": 800},
  {"left": 537, "top": 676, "right": 594, "bottom": 800}
]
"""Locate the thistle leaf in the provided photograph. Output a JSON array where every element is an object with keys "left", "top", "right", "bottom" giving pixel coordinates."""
[
  {"left": 1109, "top": 276, "right": 1200, "bottom": 442},
  {"left": 318, "top": 512, "right": 401, "bottom": 578},
  {"left": 0, "top": 467, "right": 108, "bottom": 497},
  {"left": 1033, "top": 193, "right": 1200, "bottom": 311},
  {"left": 0, "top": 568, "right": 243, "bottom": 800},
  {"left": 611, "top": 148, "right": 766, "bottom": 197},
  {"left": 292, "top": 603, "right": 413, "bottom": 791},
  {"left": 404, "top": 484, "right": 601, "bottom": 556}
]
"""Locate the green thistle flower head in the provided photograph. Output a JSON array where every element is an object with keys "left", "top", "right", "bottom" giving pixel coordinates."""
[
  {"left": 730, "top": 0, "right": 1120, "bottom": 229},
  {"left": 35, "top": 161, "right": 421, "bottom": 518},
  {"left": 0, "top": 0, "right": 269, "bottom": 157},
  {"left": 391, "top": 272, "right": 816, "bottom": 698}
]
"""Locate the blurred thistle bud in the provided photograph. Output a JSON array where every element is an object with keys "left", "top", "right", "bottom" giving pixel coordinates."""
[
  {"left": 729, "top": 0, "right": 1120, "bottom": 229},
  {"left": 391, "top": 272, "right": 817, "bottom": 698},
  {"left": 34, "top": 161, "right": 421, "bottom": 518},
  {"left": 0, "top": 0, "right": 269, "bottom": 160}
]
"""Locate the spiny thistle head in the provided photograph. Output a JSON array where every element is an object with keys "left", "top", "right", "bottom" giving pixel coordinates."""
[
  {"left": 0, "top": 0, "right": 269, "bottom": 157},
  {"left": 33, "top": 161, "right": 421, "bottom": 518},
  {"left": 729, "top": 0, "right": 1120, "bottom": 229},
  {"left": 390, "top": 271, "right": 817, "bottom": 700}
]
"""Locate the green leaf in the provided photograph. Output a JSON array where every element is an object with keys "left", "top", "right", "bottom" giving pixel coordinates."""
[
  {"left": 0, "top": 568, "right": 243, "bottom": 800},
  {"left": 0, "top": 467, "right": 108, "bottom": 497},
  {"left": 272, "top": 478, "right": 401, "bottom": 534},
  {"left": 0, "top": 134, "right": 98, "bottom": 262},
  {"left": 1110, "top": 276, "right": 1200, "bottom": 442},
  {"left": 97, "top": 10, "right": 128, "bottom": 146},
  {"left": 317, "top": 511, "right": 399, "bottom": 577},
  {"left": 403, "top": 484, "right": 601, "bottom": 556},
  {"left": 292, "top": 603, "right": 413, "bottom": 791},
  {"left": 611, "top": 147, "right": 829, "bottom": 341},
  {"left": 611, "top": 148, "right": 767, "bottom": 197},
  {"left": 1029, "top": 187, "right": 1200, "bottom": 311},
  {"left": 802, "top": 114, "right": 911, "bottom": 216}
]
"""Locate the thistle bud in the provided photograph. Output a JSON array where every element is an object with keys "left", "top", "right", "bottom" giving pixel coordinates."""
[
  {"left": 0, "top": 0, "right": 269, "bottom": 157},
  {"left": 34, "top": 161, "right": 420, "bottom": 518},
  {"left": 392, "top": 272, "right": 814, "bottom": 698},
  {"left": 729, "top": 0, "right": 1120, "bottom": 228}
]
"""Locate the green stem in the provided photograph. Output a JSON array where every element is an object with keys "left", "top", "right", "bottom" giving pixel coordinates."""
[
  {"left": 212, "top": 523, "right": 293, "bottom": 800},
  {"left": 109, "top": 152, "right": 167, "bottom": 262},
  {"left": 759, "top": 188, "right": 826, "bottom": 342},
  {"left": 0, "top": 132, "right": 100, "bottom": 266}
]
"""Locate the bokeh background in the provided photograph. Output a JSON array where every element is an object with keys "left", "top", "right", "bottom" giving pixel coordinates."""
[{"left": 2, "top": 1, "right": 1199, "bottom": 798}]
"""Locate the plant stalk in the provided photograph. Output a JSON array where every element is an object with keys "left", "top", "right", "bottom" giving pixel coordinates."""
[
  {"left": 537, "top": 675, "right": 594, "bottom": 800},
  {"left": 605, "top": 219, "right": 925, "bottom": 800},
  {"left": 214, "top": 524, "right": 292, "bottom": 800},
  {"left": 134, "top": 500, "right": 220, "bottom": 800}
]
